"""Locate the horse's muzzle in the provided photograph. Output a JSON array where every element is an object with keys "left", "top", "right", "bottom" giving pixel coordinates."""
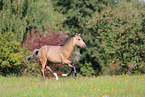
[{"left": 82, "top": 44, "right": 86, "bottom": 48}]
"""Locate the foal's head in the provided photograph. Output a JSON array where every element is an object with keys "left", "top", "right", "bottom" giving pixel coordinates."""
[{"left": 73, "top": 33, "right": 86, "bottom": 48}]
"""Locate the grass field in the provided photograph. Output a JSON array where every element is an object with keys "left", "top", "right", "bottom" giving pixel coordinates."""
[{"left": 0, "top": 74, "right": 145, "bottom": 97}]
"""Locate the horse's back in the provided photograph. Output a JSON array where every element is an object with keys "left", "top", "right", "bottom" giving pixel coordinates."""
[{"left": 38, "top": 45, "right": 62, "bottom": 63}]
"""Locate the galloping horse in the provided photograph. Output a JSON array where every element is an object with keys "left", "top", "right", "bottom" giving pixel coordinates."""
[{"left": 27, "top": 33, "right": 86, "bottom": 81}]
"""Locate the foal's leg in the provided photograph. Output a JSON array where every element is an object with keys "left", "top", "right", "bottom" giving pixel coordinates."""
[
  {"left": 72, "top": 62, "right": 77, "bottom": 77},
  {"left": 61, "top": 61, "right": 77, "bottom": 77},
  {"left": 61, "top": 60, "right": 72, "bottom": 76},
  {"left": 46, "top": 65, "right": 58, "bottom": 80},
  {"left": 40, "top": 57, "right": 47, "bottom": 81},
  {"left": 61, "top": 63, "right": 73, "bottom": 76}
]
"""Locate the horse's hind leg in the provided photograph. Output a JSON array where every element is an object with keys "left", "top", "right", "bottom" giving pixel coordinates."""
[
  {"left": 46, "top": 65, "right": 58, "bottom": 80},
  {"left": 40, "top": 57, "right": 47, "bottom": 81}
]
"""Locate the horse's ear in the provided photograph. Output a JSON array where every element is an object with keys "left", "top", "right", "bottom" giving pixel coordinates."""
[
  {"left": 74, "top": 33, "right": 81, "bottom": 36},
  {"left": 78, "top": 33, "right": 81, "bottom": 36}
]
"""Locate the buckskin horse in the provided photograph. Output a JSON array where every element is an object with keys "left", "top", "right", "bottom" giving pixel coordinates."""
[{"left": 26, "top": 33, "right": 86, "bottom": 81}]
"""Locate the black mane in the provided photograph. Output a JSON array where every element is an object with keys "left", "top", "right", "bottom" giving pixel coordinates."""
[{"left": 60, "top": 34, "right": 75, "bottom": 46}]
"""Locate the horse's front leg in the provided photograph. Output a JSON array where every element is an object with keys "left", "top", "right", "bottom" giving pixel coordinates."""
[
  {"left": 61, "top": 63, "right": 73, "bottom": 76},
  {"left": 72, "top": 62, "right": 77, "bottom": 77},
  {"left": 67, "top": 62, "right": 77, "bottom": 77},
  {"left": 61, "top": 60, "right": 77, "bottom": 77},
  {"left": 61, "top": 60, "right": 72, "bottom": 76}
]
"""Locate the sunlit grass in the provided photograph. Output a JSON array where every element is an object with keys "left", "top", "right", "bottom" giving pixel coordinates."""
[{"left": 0, "top": 74, "right": 145, "bottom": 97}]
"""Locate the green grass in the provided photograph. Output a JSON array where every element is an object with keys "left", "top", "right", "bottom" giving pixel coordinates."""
[{"left": 0, "top": 74, "right": 145, "bottom": 97}]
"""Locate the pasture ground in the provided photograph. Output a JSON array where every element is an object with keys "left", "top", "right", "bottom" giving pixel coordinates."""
[{"left": 0, "top": 74, "right": 145, "bottom": 97}]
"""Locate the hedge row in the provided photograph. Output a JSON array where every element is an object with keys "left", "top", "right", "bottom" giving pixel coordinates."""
[{"left": 0, "top": 0, "right": 145, "bottom": 76}]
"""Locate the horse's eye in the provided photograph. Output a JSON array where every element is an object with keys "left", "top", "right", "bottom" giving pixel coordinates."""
[{"left": 78, "top": 39, "right": 80, "bottom": 41}]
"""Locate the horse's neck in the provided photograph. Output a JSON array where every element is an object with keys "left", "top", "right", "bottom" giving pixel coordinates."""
[{"left": 61, "top": 37, "right": 75, "bottom": 58}]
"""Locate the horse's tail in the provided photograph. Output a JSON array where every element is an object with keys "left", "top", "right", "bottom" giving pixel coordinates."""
[{"left": 26, "top": 49, "right": 40, "bottom": 61}]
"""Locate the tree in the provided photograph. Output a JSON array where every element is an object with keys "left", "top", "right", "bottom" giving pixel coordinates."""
[
  {"left": 0, "top": 0, "right": 64, "bottom": 42},
  {"left": 52, "top": 0, "right": 115, "bottom": 33},
  {"left": 85, "top": 1, "right": 145, "bottom": 75}
]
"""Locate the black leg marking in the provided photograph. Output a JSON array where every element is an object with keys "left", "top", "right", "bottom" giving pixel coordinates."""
[
  {"left": 72, "top": 62, "right": 77, "bottom": 77},
  {"left": 67, "top": 68, "right": 73, "bottom": 76}
]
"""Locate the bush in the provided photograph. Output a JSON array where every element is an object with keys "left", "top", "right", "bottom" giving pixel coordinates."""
[
  {"left": 0, "top": 32, "right": 23, "bottom": 75},
  {"left": 80, "top": 61, "right": 95, "bottom": 77},
  {"left": 23, "top": 28, "right": 66, "bottom": 51}
]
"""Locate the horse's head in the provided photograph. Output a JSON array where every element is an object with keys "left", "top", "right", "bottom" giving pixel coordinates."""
[{"left": 73, "top": 33, "right": 86, "bottom": 48}]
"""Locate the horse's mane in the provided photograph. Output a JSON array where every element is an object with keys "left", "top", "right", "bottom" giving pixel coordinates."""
[{"left": 60, "top": 34, "right": 75, "bottom": 46}]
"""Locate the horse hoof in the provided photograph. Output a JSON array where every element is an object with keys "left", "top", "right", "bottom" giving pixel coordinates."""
[
  {"left": 61, "top": 74, "right": 68, "bottom": 76},
  {"left": 53, "top": 73, "right": 58, "bottom": 80},
  {"left": 75, "top": 73, "right": 77, "bottom": 77}
]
